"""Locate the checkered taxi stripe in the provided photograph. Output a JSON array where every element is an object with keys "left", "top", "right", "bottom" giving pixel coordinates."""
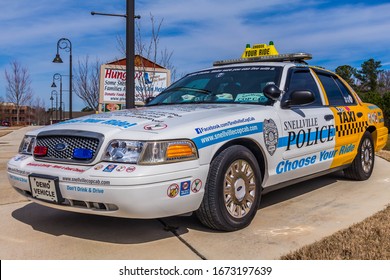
[{"left": 336, "top": 121, "right": 368, "bottom": 137}]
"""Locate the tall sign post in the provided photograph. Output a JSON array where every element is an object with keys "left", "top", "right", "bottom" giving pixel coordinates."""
[
  {"left": 126, "top": 0, "right": 135, "bottom": 109},
  {"left": 92, "top": 0, "right": 139, "bottom": 109}
]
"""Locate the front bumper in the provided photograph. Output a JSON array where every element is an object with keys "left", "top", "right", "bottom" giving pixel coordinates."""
[{"left": 7, "top": 155, "right": 208, "bottom": 219}]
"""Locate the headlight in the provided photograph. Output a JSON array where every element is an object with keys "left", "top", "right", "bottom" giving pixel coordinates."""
[
  {"left": 103, "top": 140, "right": 143, "bottom": 163},
  {"left": 102, "top": 140, "right": 198, "bottom": 165},
  {"left": 18, "top": 135, "right": 36, "bottom": 155}
]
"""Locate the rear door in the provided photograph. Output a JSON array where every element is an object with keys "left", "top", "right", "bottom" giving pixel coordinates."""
[{"left": 313, "top": 69, "right": 365, "bottom": 168}]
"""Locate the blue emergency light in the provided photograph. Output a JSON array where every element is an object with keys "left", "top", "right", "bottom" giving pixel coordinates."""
[{"left": 73, "top": 148, "right": 93, "bottom": 160}]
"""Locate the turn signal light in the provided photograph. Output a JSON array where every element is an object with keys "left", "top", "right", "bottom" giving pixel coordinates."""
[{"left": 166, "top": 144, "right": 195, "bottom": 160}]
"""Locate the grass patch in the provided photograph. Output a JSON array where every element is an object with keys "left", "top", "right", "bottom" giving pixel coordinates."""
[
  {"left": 377, "top": 135, "right": 390, "bottom": 160},
  {"left": 384, "top": 134, "right": 390, "bottom": 151},
  {"left": 0, "top": 131, "right": 11, "bottom": 137},
  {"left": 0, "top": 126, "right": 24, "bottom": 138},
  {"left": 282, "top": 148, "right": 390, "bottom": 260},
  {"left": 281, "top": 205, "right": 390, "bottom": 260}
]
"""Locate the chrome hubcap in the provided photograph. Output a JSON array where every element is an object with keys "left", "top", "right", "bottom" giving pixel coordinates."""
[
  {"left": 223, "top": 159, "right": 256, "bottom": 218},
  {"left": 361, "top": 138, "right": 373, "bottom": 174}
]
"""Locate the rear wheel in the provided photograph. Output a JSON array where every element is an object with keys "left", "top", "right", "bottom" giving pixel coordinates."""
[
  {"left": 196, "top": 145, "right": 262, "bottom": 231},
  {"left": 344, "top": 131, "right": 375, "bottom": 181}
]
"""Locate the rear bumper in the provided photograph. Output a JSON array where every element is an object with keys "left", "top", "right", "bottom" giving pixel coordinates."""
[{"left": 374, "top": 126, "right": 388, "bottom": 151}]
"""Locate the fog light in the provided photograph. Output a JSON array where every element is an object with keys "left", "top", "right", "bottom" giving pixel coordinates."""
[{"left": 33, "top": 146, "right": 48, "bottom": 156}]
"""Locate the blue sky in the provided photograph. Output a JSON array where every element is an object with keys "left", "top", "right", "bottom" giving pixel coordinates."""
[{"left": 1, "top": 0, "right": 390, "bottom": 111}]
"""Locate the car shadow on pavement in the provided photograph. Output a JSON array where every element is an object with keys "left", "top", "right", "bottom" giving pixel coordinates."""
[
  {"left": 11, "top": 203, "right": 189, "bottom": 244},
  {"left": 259, "top": 171, "right": 345, "bottom": 209}
]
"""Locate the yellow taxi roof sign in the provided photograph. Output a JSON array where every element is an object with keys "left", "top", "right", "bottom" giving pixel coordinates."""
[
  {"left": 213, "top": 40, "right": 312, "bottom": 66},
  {"left": 241, "top": 41, "right": 279, "bottom": 58}
]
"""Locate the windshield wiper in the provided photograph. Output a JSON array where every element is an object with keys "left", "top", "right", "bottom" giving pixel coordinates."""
[{"left": 169, "top": 87, "right": 211, "bottom": 94}]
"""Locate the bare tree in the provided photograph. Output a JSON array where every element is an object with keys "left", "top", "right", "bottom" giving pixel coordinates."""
[
  {"left": 32, "top": 96, "right": 47, "bottom": 125},
  {"left": 117, "top": 13, "right": 177, "bottom": 102},
  {"left": 4, "top": 61, "right": 33, "bottom": 124},
  {"left": 159, "top": 48, "right": 177, "bottom": 82},
  {"left": 135, "top": 14, "right": 162, "bottom": 101},
  {"left": 73, "top": 56, "right": 100, "bottom": 111},
  {"left": 378, "top": 70, "right": 390, "bottom": 94}
]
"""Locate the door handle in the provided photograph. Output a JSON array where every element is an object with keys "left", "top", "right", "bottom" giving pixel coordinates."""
[{"left": 324, "top": 114, "right": 334, "bottom": 121}]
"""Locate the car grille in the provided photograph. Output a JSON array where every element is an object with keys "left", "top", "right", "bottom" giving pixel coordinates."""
[{"left": 34, "top": 130, "right": 104, "bottom": 164}]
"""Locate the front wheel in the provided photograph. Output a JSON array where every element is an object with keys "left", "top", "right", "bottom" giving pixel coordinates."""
[
  {"left": 196, "top": 145, "right": 262, "bottom": 231},
  {"left": 344, "top": 131, "right": 375, "bottom": 181}
]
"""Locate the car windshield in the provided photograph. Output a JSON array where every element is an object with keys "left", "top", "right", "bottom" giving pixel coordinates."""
[{"left": 147, "top": 66, "right": 283, "bottom": 106}]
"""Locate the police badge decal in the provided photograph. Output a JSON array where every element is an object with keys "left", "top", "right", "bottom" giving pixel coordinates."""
[{"left": 263, "top": 119, "right": 278, "bottom": 156}]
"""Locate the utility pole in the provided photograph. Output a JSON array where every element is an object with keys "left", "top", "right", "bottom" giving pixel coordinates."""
[
  {"left": 126, "top": 0, "right": 135, "bottom": 109},
  {"left": 92, "top": 0, "right": 140, "bottom": 109}
]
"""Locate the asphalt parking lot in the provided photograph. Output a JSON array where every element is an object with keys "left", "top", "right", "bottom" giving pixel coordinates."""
[{"left": 1, "top": 127, "right": 390, "bottom": 260}]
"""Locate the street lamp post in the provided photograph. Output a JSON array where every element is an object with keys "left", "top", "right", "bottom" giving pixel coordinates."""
[
  {"left": 126, "top": 0, "right": 136, "bottom": 109},
  {"left": 53, "top": 38, "right": 73, "bottom": 119},
  {"left": 51, "top": 73, "right": 63, "bottom": 121},
  {"left": 50, "top": 96, "right": 54, "bottom": 124},
  {"left": 51, "top": 90, "right": 58, "bottom": 122}
]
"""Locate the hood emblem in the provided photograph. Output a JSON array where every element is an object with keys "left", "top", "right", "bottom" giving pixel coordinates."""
[
  {"left": 144, "top": 123, "right": 168, "bottom": 130},
  {"left": 54, "top": 142, "right": 68, "bottom": 152}
]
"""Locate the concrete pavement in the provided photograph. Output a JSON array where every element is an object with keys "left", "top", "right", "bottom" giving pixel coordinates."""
[{"left": 1, "top": 126, "right": 389, "bottom": 259}]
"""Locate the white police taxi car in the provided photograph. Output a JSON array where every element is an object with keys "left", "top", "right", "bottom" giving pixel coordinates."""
[{"left": 7, "top": 42, "right": 388, "bottom": 231}]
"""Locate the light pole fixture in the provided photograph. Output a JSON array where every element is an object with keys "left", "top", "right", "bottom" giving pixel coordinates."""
[
  {"left": 51, "top": 73, "right": 63, "bottom": 121},
  {"left": 50, "top": 96, "right": 54, "bottom": 123},
  {"left": 91, "top": 0, "right": 140, "bottom": 109},
  {"left": 53, "top": 38, "right": 72, "bottom": 119},
  {"left": 126, "top": 0, "right": 135, "bottom": 109},
  {"left": 51, "top": 90, "right": 58, "bottom": 122}
]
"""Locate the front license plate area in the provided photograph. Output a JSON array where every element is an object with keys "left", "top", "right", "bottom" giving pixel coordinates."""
[{"left": 29, "top": 174, "right": 63, "bottom": 203}]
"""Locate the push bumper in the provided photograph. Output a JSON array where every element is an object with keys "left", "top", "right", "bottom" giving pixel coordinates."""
[{"left": 7, "top": 155, "right": 209, "bottom": 219}]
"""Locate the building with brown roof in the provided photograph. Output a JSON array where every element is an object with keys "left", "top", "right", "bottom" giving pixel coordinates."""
[{"left": 0, "top": 102, "right": 37, "bottom": 126}]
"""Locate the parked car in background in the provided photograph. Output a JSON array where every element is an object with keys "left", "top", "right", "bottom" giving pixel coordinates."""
[{"left": 1, "top": 120, "right": 10, "bottom": 127}]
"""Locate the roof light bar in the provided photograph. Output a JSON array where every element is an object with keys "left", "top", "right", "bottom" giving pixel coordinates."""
[{"left": 213, "top": 52, "right": 312, "bottom": 66}]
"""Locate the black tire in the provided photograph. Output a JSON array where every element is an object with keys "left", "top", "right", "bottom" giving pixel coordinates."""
[
  {"left": 196, "top": 145, "right": 262, "bottom": 231},
  {"left": 344, "top": 131, "right": 375, "bottom": 181}
]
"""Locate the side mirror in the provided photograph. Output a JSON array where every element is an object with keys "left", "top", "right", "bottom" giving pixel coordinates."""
[
  {"left": 145, "top": 96, "right": 154, "bottom": 104},
  {"left": 263, "top": 84, "right": 281, "bottom": 100},
  {"left": 282, "top": 90, "right": 315, "bottom": 108}
]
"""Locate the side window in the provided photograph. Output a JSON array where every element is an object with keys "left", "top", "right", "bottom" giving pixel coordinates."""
[
  {"left": 334, "top": 78, "right": 356, "bottom": 104},
  {"left": 284, "top": 69, "right": 323, "bottom": 107},
  {"left": 316, "top": 72, "right": 356, "bottom": 106}
]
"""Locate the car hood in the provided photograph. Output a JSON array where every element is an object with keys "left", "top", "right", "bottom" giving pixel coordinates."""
[{"left": 29, "top": 104, "right": 269, "bottom": 140}]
